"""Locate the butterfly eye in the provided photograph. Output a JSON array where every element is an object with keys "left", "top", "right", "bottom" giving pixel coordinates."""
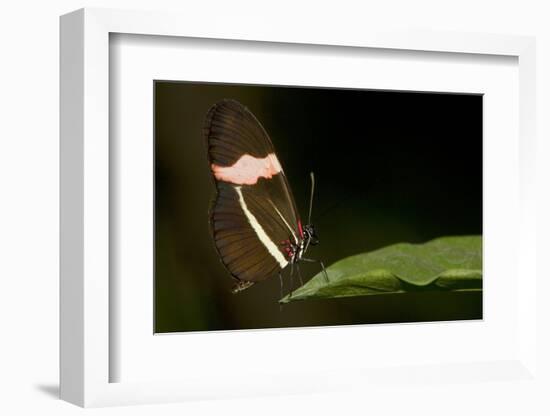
[{"left": 306, "top": 225, "right": 319, "bottom": 245}]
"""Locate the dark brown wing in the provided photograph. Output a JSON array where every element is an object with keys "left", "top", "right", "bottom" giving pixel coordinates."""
[
  {"left": 204, "top": 100, "right": 302, "bottom": 290},
  {"left": 210, "top": 182, "right": 283, "bottom": 284}
]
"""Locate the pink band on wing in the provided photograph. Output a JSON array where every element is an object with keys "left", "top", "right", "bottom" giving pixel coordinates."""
[{"left": 212, "top": 153, "right": 283, "bottom": 185}]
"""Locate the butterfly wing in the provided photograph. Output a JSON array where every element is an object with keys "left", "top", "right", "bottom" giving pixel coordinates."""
[{"left": 204, "top": 99, "right": 303, "bottom": 291}]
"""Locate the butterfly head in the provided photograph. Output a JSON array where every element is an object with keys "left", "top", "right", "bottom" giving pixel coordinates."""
[{"left": 304, "top": 224, "right": 319, "bottom": 246}]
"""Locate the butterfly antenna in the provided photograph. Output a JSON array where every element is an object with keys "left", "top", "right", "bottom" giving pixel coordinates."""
[{"left": 308, "top": 172, "right": 315, "bottom": 224}]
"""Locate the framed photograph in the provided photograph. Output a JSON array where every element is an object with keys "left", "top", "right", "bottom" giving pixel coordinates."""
[{"left": 60, "top": 8, "right": 538, "bottom": 408}]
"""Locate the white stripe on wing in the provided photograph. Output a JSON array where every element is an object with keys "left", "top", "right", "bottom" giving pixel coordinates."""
[
  {"left": 234, "top": 186, "right": 288, "bottom": 268},
  {"left": 267, "top": 199, "right": 299, "bottom": 244}
]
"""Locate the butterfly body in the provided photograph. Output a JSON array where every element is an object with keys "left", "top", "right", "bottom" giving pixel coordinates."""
[{"left": 203, "top": 99, "right": 325, "bottom": 293}]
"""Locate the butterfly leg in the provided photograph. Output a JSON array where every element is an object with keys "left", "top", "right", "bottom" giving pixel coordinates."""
[
  {"left": 289, "top": 262, "right": 295, "bottom": 298},
  {"left": 296, "top": 262, "right": 304, "bottom": 286},
  {"left": 300, "top": 257, "right": 329, "bottom": 283}
]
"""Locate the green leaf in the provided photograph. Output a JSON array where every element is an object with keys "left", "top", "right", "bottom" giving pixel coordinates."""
[{"left": 279, "top": 235, "right": 482, "bottom": 304}]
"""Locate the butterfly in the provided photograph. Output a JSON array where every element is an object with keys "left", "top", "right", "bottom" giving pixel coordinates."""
[{"left": 203, "top": 99, "right": 328, "bottom": 294}]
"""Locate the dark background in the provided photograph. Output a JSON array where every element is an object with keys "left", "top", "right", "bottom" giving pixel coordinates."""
[{"left": 154, "top": 81, "right": 482, "bottom": 333}]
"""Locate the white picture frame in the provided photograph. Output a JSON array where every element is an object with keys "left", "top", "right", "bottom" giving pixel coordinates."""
[{"left": 60, "top": 7, "right": 537, "bottom": 408}]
